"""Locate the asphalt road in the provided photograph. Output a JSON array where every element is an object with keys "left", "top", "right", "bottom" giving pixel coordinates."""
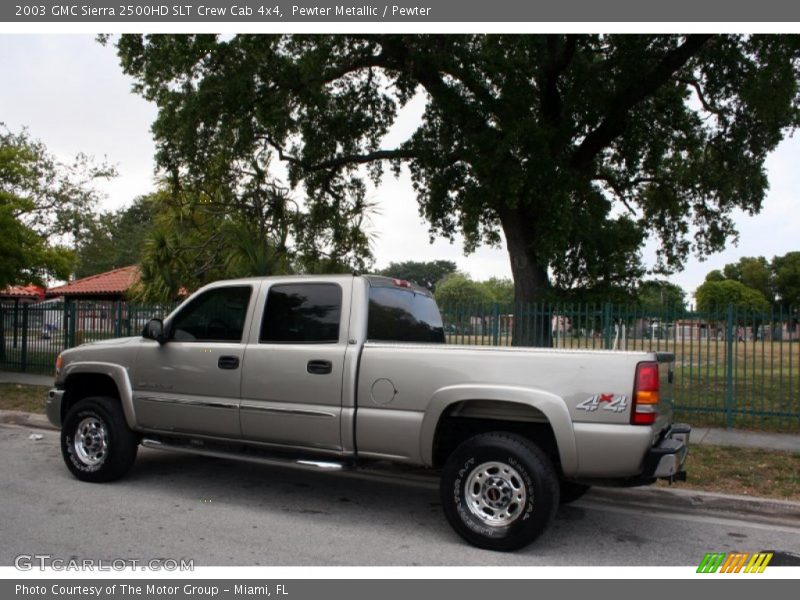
[{"left": 2, "top": 424, "right": 799, "bottom": 567}]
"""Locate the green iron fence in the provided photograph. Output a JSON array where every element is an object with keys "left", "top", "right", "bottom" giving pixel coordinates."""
[
  {"left": 1, "top": 299, "right": 798, "bottom": 430},
  {"left": 0, "top": 301, "right": 173, "bottom": 375},
  {"left": 440, "top": 302, "right": 799, "bottom": 431}
]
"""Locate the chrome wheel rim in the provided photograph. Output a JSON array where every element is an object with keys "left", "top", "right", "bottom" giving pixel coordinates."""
[
  {"left": 465, "top": 461, "right": 528, "bottom": 527},
  {"left": 74, "top": 417, "right": 108, "bottom": 466}
]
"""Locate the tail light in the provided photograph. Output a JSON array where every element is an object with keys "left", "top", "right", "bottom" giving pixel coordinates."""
[{"left": 632, "top": 361, "right": 659, "bottom": 425}]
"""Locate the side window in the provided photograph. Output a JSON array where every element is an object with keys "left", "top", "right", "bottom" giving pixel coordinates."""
[
  {"left": 367, "top": 287, "right": 445, "bottom": 343},
  {"left": 170, "top": 286, "right": 252, "bottom": 342},
  {"left": 260, "top": 283, "right": 342, "bottom": 343}
]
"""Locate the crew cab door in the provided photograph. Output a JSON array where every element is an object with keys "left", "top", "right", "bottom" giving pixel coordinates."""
[
  {"left": 239, "top": 280, "right": 349, "bottom": 450},
  {"left": 132, "top": 284, "right": 255, "bottom": 437}
]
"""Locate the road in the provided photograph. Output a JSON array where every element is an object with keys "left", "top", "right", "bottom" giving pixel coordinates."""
[{"left": 1, "top": 424, "right": 799, "bottom": 567}]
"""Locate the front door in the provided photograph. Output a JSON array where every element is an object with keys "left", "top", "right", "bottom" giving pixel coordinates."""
[
  {"left": 240, "top": 281, "right": 348, "bottom": 450},
  {"left": 132, "top": 284, "right": 255, "bottom": 437}
]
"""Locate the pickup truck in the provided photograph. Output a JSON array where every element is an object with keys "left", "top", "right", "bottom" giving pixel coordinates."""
[{"left": 46, "top": 274, "right": 690, "bottom": 551}]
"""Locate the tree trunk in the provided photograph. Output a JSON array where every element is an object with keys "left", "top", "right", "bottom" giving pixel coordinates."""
[{"left": 501, "top": 209, "right": 553, "bottom": 347}]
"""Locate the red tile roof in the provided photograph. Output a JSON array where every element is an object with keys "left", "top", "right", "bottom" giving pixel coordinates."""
[
  {"left": 46, "top": 266, "right": 141, "bottom": 298},
  {"left": 1, "top": 284, "right": 46, "bottom": 300}
]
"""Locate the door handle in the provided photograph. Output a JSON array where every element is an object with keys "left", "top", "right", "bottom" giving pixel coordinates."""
[
  {"left": 218, "top": 355, "right": 240, "bottom": 370},
  {"left": 307, "top": 360, "right": 332, "bottom": 375}
]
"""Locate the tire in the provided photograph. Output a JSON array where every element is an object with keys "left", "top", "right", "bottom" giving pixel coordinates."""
[
  {"left": 61, "top": 396, "right": 139, "bottom": 483},
  {"left": 559, "top": 481, "right": 591, "bottom": 505},
  {"left": 440, "top": 432, "right": 559, "bottom": 551}
]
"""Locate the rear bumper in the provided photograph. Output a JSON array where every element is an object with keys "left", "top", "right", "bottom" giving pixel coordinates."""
[{"left": 641, "top": 423, "right": 691, "bottom": 481}]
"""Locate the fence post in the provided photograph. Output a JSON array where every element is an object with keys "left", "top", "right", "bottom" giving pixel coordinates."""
[
  {"left": 20, "top": 303, "right": 28, "bottom": 373},
  {"left": 68, "top": 302, "right": 77, "bottom": 348},
  {"left": 603, "top": 302, "right": 613, "bottom": 350},
  {"left": 724, "top": 304, "right": 735, "bottom": 429},
  {"left": 114, "top": 301, "right": 123, "bottom": 338},
  {"left": 492, "top": 303, "right": 500, "bottom": 346}
]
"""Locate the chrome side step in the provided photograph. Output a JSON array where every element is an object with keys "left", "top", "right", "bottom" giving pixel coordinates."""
[
  {"left": 141, "top": 437, "right": 348, "bottom": 472},
  {"left": 140, "top": 437, "right": 440, "bottom": 488}
]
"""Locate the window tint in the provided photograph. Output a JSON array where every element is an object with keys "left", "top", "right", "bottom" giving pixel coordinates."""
[
  {"left": 367, "top": 287, "right": 445, "bottom": 343},
  {"left": 170, "top": 286, "right": 252, "bottom": 342},
  {"left": 260, "top": 284, "right": 342, "bottom": 343}
]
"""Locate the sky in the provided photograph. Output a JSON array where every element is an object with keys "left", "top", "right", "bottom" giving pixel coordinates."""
[{"left": 1, "top": 34, "right": 798, "bottom": 301}]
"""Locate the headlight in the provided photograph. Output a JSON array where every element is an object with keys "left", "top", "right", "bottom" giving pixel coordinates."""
[{"left": 55, "top": 353, "right": 63, "bottom": 374}]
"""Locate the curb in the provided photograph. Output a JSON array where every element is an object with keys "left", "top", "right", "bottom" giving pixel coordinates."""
[{"left": 585, "top": 486, "right": 800, "bottom": 528}]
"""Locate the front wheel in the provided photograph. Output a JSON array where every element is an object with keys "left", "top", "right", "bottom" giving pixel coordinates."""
[
  {"left": 440, "top": 432, "right": 559, "bottom": 551},
  {"left": 61, "top": 396, "right": 139, "bottom": 483}
]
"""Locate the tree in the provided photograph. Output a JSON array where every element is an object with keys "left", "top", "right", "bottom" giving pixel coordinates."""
[
  {"left": 377, "top": 260, "right": 457, "bottom": 291},
  {"left": 772, "top": 251, "right": 800, "bottom": 308},
  {"left": 721, "top": 256, "right": 774, "bottom": 304},
  {"left": 74, "top": 195, "right": 156, "bottom": 278},
  {"left": 479, "top": 277, "right": 515, "bottom": 304},
  {"left": 694, "top": 279, "right": 771, "bottom": 314},
  {"left": 112, "top": 35, "right": 800, "bottom": 345},
  {"left": 637, "top": 280, "right": 687, "bottom": 314},
  {"left": 132, "top": 178, "right": 372, "bottom": 302},
  {"left": 0, "top": 125, "right": 114, "bottom": 288},
  {"left": 435, "top": 272, "right": 493, "bottom": 306}
]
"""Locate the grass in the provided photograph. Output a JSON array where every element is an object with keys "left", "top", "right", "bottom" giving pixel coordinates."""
[
  {"left": 0, "top": 383, "right": 50, "bottom": 413},
  {"left": 661, "top": 443, "right": 800, "bottom": 501}
]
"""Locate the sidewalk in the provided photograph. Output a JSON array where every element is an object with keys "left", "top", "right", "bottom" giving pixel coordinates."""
[
  {"left": 0, "top": 370, "right": 53, "bottom": 387},
  {"left": 0, "top": 369, "right": 798, "bottom": 453}
]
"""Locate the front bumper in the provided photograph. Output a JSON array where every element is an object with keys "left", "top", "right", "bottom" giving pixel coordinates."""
[
  {"left": 641, "top": 423, "right": 691, "bottom": 481},
  {"left": 46, "top": 388, "right": 65, "bottom": 429}
]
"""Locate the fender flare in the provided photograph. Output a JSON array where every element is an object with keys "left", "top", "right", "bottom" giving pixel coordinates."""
[
  {"left": 419, "top": 384, "right": 578, "bottom": 475},
  {"left": 60, "top": 362, "right": 137, "bottom": 429}
]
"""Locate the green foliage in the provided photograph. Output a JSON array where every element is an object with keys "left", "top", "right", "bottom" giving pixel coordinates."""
[
  {"left": 772, "top": 251, "right": 800, "bottom": 308},
  {"left": 377, "top": 260, "right": 457, "bottom": 291},
  {"left": 721, "top": 256, "right": 774, "bottom": 303},
  {"left": 705, "top": 269, "right": 726, "bottom": 282},
  {"left": 111, "top": 34, "right": 800, "bottom": 328},
  {"left": 435, "top": 272, "right": 493, "bottom": 306},
  {"left": 479, "top": 277, "right": 514, "bottom": 304},
  {"left": 0, "top": 125, "right": 114, "bottom": 288},
  {"left": 636, "top": 280, "right": 687, "bottom": 313},
  {"left": 132, "top": 177, "right": 372, "bottom": 302},
  {"left": 74, "top": 195, "right": 155, "bottom": 278},
  {"left": 694, "top": 279, "right": 771, "bottom": 313}
]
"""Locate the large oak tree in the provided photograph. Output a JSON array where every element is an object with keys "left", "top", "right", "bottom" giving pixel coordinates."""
[{"left": 113, "top": 35, "right": 800, "bottom": 343}]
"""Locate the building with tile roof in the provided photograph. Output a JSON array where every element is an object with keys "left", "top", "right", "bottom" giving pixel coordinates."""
[{"left": 46, "top": 265, "right": 141, "bottom": 301}]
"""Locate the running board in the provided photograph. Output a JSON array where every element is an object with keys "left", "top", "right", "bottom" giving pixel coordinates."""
[
  {"left": 141, "top": 437, "right": 349, "bottom": 472},
  {"left": 140, "top": 437, "right": 439, "bottom": 488}
]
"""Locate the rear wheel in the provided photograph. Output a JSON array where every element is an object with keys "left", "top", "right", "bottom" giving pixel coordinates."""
[
  {"left": 61, "top": 396, "right": 138, "bottom": 482},
  {"left": 440, "top": 432, "right": 559, "bottom": 551}
]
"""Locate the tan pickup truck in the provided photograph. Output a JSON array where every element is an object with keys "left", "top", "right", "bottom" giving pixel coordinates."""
[{"left": 47, "top": 274, "right": 689, "bottom": 551}]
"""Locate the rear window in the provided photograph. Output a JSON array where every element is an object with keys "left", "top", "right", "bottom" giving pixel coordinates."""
[{"left": 367, "top": 286, "right": 445, "bottom": 343}]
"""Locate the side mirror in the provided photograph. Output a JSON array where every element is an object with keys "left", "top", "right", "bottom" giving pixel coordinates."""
[{"left": 143, "top": 319, "right": 167, "bottom": 345}]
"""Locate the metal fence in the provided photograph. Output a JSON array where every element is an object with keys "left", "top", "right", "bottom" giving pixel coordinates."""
[
  {"left": 2, "top": 299, "right": 798, "bottom": 430},
  {"left": 0, "top": 301, "right": 172, "bottom": 374},
  {"left": 441, "top": 302, "right": 800, "bottom": 431}
]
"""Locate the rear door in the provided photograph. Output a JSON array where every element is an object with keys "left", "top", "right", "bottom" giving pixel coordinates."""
[{"left": 239, "top": 280, "right": 350, "bottom": 450}]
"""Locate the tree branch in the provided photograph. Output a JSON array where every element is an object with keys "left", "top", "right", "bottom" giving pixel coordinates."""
[{"left": 570, "top": 35, "right": 713, "bottom": 172}]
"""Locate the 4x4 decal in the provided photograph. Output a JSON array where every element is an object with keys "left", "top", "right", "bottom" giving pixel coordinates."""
[{"left": 576, "top": 394, "right": 628, "bottom": 413}]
